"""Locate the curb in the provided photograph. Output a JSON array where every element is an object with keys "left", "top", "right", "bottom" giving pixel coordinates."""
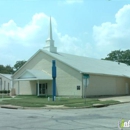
[
  {"left": 0, "top": 102, "right": 124, "bottom": 110},
  {"left": 1, "top": 105, "right": 23, "bottom": 109}
]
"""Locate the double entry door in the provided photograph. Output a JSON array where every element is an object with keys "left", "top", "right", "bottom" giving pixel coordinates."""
[{"left": 36, "top": 83, "right": 47, "bottom": 96}]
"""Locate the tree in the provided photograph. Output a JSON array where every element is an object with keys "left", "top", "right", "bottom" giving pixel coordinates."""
[
  {"left": 13, "top": 60, "right": 26, "bottom": 71},
  {"left": 5, "top": 65, "right": 14, "bottom": 74},
  {"left": 0, "top": 65, "right": 14, "bottom": 74},
  {"left": 102, "top": 49, "right": 130, "bottom": 65},
  {"left": 0, "top": 60, "right": 26, "bottom": 74}
]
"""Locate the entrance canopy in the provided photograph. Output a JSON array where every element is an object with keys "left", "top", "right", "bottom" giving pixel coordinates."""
[{"left": 15, "top": 69, "right": 52, "bottom": 81}]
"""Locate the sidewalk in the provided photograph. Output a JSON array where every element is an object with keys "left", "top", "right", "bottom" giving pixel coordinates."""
[{"left": 99, "top": 95, "right": 130, "bottom": 103}]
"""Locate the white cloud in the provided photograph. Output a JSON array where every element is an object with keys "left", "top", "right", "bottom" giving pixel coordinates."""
[
  {"left": 0, "top": 13, "right": 53, "bottom": 66},
  {"left": 0, "top": 12, "right": 86, "bottom": 66},
  {"left": 1, "top": 4, "right": 130, "bottom": 66},
  {"left": 93, "top": 4, "right": 130, "bottom": 58},
  {"left": 56, "top": 33, "right": 93, "bottom": 57}
]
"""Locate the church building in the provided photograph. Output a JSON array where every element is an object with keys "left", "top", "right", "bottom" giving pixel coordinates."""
[{"left": 12, "top": 17, "right": 130, "bottom": 97}]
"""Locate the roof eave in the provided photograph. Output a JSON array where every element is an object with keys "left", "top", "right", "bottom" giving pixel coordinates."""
[
  {"left": 14, "top": 78, "right": 52, "bottom": 81},
  {"left": 81, "top": 72, "right": 126, "bottom": 77},
  {"left": 12, "top": 49, "right": 41, "bottom": 78}
]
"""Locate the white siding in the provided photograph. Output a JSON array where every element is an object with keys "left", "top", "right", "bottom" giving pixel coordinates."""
[
  {"left": 13, "top": 51, "right": 82, "bottom": 97},
  {"left": 86, "top": 74, "right": 129, "bottom": 96},
  {"left": 0, "top": 74, "right": 12, "bottom": 90}
]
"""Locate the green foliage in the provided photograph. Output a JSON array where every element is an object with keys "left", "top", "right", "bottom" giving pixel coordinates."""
[
  {"left": 102, "top": 49, "right": 130, "bottom": 65},
  {"left": 0, "top": 65, "right": 14, "bottom": 74},
  {"left": 14, "top": 60, "right": 26, "bottom": 71},
  {"left": 13, "top": 60, "right": 26, "bottom": 72},
  {"left": 0, "top": 90, "right": 10, "bottom": 94},
  {"left": 0, "top": 60, "right": 26, "bottom": 74}
]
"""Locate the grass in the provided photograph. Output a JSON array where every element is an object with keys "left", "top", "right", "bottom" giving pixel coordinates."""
[
  {"left": 0, "top": 95, "right": 11, "bottom": 98},
  {"left": 0, "top": 95, "right": 120, "bottom": 108}
]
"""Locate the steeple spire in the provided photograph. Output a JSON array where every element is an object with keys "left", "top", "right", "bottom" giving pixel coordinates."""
[
  {"left": 43, "top": 16, "right": 57, "bottom": 53},
  {"left": 49, "top": 17, "right": 53, "bottom": 40}
]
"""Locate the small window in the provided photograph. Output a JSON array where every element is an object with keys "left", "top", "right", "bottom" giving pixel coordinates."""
[{"left": 77, "top": 86, "right": 80, "bottom": 90}]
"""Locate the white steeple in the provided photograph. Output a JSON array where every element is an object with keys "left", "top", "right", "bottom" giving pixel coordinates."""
[{"left": 43, "top": 17, "right": 57, "bottom": 53}]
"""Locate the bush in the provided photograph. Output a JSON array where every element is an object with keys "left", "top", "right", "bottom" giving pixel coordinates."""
[
  {"left": 7, "top": 90, "right": 10, "bottom": 93},
  {"left": 0, "top": 90, "right": 10, "bottom": 94},
  {"left": 4, "top": 90, "right": 7, "bottom": 94}
]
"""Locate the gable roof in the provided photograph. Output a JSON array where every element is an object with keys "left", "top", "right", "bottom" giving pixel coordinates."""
[
  {"left": 17, "top": 69, "right": 52, "bottom": 81},
  {"left": 0, "top": 73, "right": 12, "bottom": 80},
  {"left": 12, "top": 49, "right": 130, "bottom": 78},
  {"left": 41, "top": 50, "right": 130, "bottom": 78}
]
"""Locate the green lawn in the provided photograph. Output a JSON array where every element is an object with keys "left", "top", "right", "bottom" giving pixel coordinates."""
[{"left": 0, "top": 95, "right": 120, "bottom": 108}]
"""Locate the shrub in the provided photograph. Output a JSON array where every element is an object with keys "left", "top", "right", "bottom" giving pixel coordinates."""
[
  {"left": 7, "top": 90, "right": 10, "bottom": 93},
  {"left": 4, "top": 90, "right": 7, "bottom": 94},
  {"left": 0, "top": 90, "right": 10, "bottom": 94}
]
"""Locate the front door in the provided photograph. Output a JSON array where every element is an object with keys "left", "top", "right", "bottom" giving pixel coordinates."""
[
  {"left": 39, "top": 84, "right": 46, "bottom": 95},
  {"left": 36, "top": 83, "right": 47, "bottom": 96}
]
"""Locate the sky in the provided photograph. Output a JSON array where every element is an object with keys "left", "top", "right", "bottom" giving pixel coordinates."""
[{"left": 0, "top": 0, "right": 130, "bottom": 66}]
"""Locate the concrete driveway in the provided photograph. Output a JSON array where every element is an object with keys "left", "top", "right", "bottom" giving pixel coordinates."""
[
  {"left": 0, "top": 102, "right": 130, "bottom": 130},
  {"left": 99, "top": 95, "right": 130, "bottom": 103}
]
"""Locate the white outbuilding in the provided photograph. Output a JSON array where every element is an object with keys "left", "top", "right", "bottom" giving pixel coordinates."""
[{"left": 0, "top": 73, "right": 12, "bottom": 91}]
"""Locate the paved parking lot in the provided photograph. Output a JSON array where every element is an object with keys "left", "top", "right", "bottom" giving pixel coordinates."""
[{"left": 0, "top": 103, "right": 130, "bottom": 130}]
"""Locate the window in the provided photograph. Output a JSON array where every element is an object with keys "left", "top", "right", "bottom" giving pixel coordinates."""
[{"left": 77, "top": 86, "right": 80, "bottom": 90}]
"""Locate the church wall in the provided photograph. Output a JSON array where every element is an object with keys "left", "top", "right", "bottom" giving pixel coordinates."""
[
  {"left": 14, "top": 80, "right": 36, "bottom": 95},
  {"left": 14, "top": 80, "right": 52, "bottom": 95},
  {"left": 32, "top": 52, "right": 83, "bottom": 97},
  {"left": 85, "top": 74, "right": 129, "bottom": 96},
  {"left": 13, "top": 51, "right": 82, "bottom": 97},
  {"left": 12, "top": 51, "right": 42, "bottom": 95}
]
